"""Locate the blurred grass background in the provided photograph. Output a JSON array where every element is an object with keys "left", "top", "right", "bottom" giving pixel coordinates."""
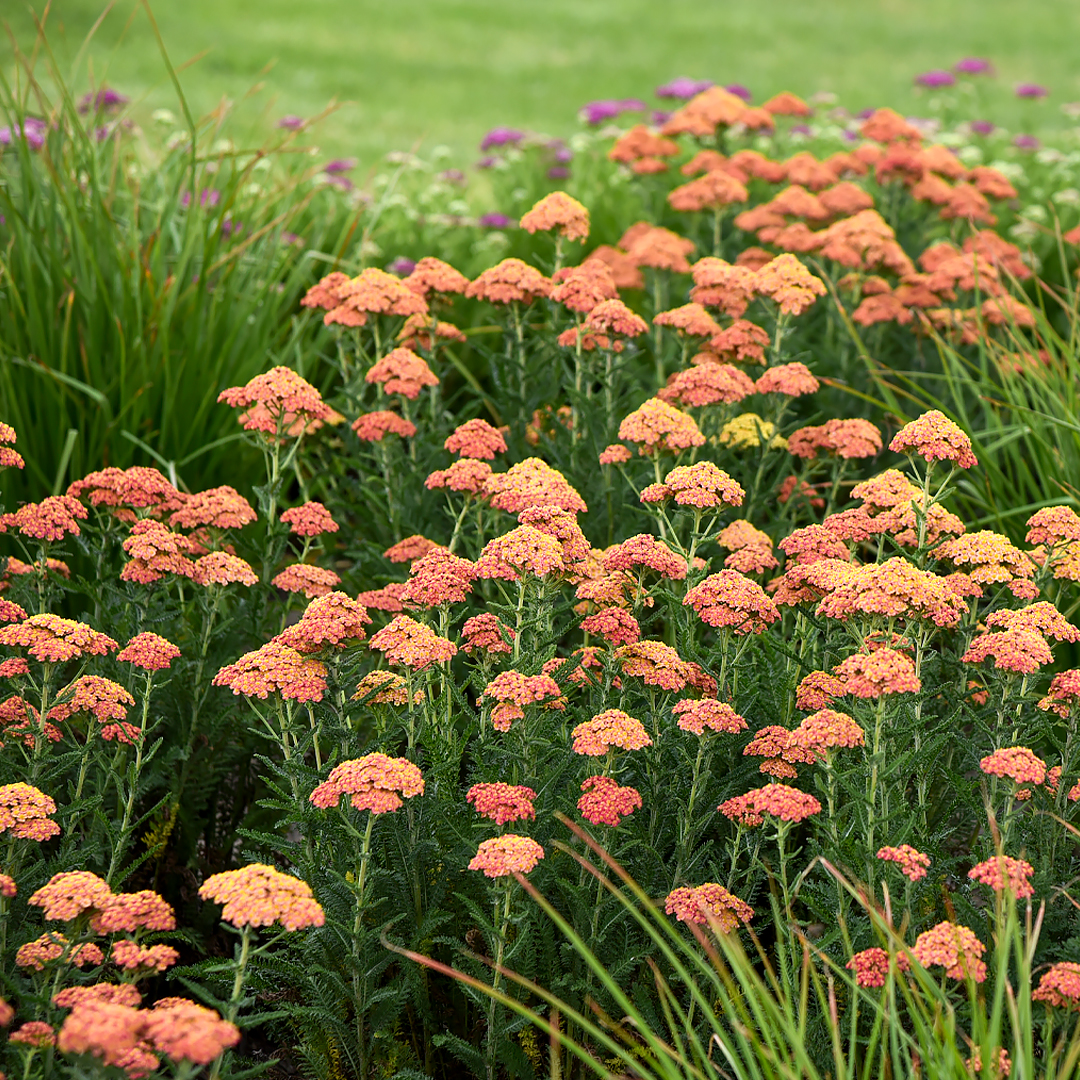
[{"left": 4, "top": 0, "right": 1080, "bottom": 167}]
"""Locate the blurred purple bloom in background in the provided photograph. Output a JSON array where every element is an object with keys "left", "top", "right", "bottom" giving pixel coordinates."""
[
  {"left": 475, "top": 155, "right": 499, "bottom": 169},
  {"left": 551, "top": 144, "right": 573, "bottom": 164},
  {"left": 78, "top": 88, "right": 128, "bottom": 114},
  {"left": 478, "top": 213, "right": 513, "bottom": 229},
  {"left": 388, "top": 257, "right": 417, "bottom": 275},
  {"left": 969, "top": 120, "right": 996, "bottom": 135},
  {"left": 547, "top": 166, "right": 571, "bottom": 180},
  {"left": 915, "top": 70, "right": 956, "bottom": 89},
  {"left": 282, "top": 232, "right": 304, "bottom": 247},
  {"left": 439, "top": 168, "right": 467, "bottom": 184},
  {"left": 651, "top": 110, "right": 673, "bottom": 125},
  {"left": 954, "top": 57, "right": 993, "bottom": 75},
  {"left": 180, "top": 190, "right": 221, "bottom": 209},
  {"left": 581, "top": 100, "right": 622, "bottom": 125},
  {"left": 0, "top": 118, "right": 47, "bottom": 149},
  {"left": 1013, "top": 134, "right": 1040, "bottom": 149},
  {"left": 277, "top": 115, "right": 305, "bottom": 130},
  {"left": 856, "top": 107, "right": 876, "bottom": 119},
  {"left": 1016, "top": 83, "right": 1048, "bottom": 99},
  {"left": 725, "top": 84, "right": 752, "bottom": 102},
  {"left": 221, "top": 217, "right": 242, "bottom": 237},
  {"left": 323, "top": 158, "right": 356, "bottom": 175},
  {"left": 480, "top": 127, "right": 524, "bottom": 151},
  {"left": 656, "top": 77, "right": 713, "bottom": 100},
  {"left": 790, "top": 124, "right": 812, "bottom": 136}
]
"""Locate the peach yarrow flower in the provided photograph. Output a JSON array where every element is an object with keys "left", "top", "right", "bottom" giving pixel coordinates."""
[
  {"left": 665, "top": 884, "right": 754, "bottom": 933},
  {"left": 572, "top": 709, "right": 652, "bottom": 756},
  {"left": 877, "top": 844, "right": 931, "bottom": 881},
  {"left": 310, "top": 754, "right": 424, "bottom": 814},
  {"left": 469, "top": 835, "right": 544, "bottom": 877},
  {"left": 198, "top": 864, "right": 324, "bottom": 930}
]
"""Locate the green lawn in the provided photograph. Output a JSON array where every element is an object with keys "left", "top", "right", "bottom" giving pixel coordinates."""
[{"left": 5, "top": 0, "right": 1080, "bottom": 167}]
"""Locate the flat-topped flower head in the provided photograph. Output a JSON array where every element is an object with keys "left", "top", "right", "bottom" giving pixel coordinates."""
[
  {"left": 654, "top": 303, "right": 723, "bottom": 339},
  {"left": 604, "top": 534, "right": 687, "bottom": 579},
  {"left": 445, "top": 419, "right": 507, "bottom": 460},
  {"left": 271, "top": 563, "right": 341, "bottom": 598},
  {"left": 985, "top": 603, "right": 1079, "bottom": 642},
  {"left": 658, "top": 362, "right": 756, "bottom": 409},
  {"left": 426, "top": 458, "right": 493, "bottom": 494},
  {"left": 0, "top": 613, "right": 116, "bottom": 663},
  {"left": 912, "top": 921, "right": 987, "bottom": 982},
  {"left": 385, "top": 535, "right": 442, "bottom": 565},
  {"left": 578, "top": 776, "right": 642, "bottom": 826},
  {"left": 369, "top": 615, "right": 457, "bottom": 670},
  {"left": 476, "top": 526, "right": 567, "bottom": 581},
  {"left": 310, "top": 753, "right": 424, "bottom": 814},
  {"left": 934, "top": 532, "right": 1035, "bottom": 596},
  {"left": 622, "top": 224, "right": 696, "bottom": 273},
  {"left": 518, "top": 505, "right": 590, "bottom": 566},
  {"left": 335, "top": 267, "right": 429, "bottom": 317},
  {"left": 17, "top": 935, "right": 102, "bottom": 971},
  {"left": 49, "top": 675, "right": 134, "bottom": 724},
  {"left": 461, "top": 613, "right": 515, "bottom": 655},
  {"left": 218, "top": 366, "right": 334, "bottom": 435},
  {"left": 668, "top": 170, "right": 749, "bottom": 213},
  {"left": 890, "top": 409, "right": 977, "bottom": 468},
  {"left": 572, "top": 709, "right": 652, "bottom": 756},
  {"left": 0, "top": 495, "right": 87, "bottom": 541},
  {"left": 1026, "top": 506, "right": 1080, "bottom": 548},
  {"left": 199, "top": 863, "right": 324, "bottom": 930},
  {"left": 0, "top": 422, "right": 24, "bottom": 469},
  {"left": 120, "top": 520, "right": 197, "bottom": 584},
  {"left": 962, "top": 629, "right": 1053, "bottom": 674},
  {"left": 280, "top": 502, "right": 338, "bottom": 538},
  {"left": 193, "top": 552, "right": 259, "bottom": 588},
  {"left": 117, "top": 632, "right": 180, "bottom": 671},
  {"left": 755, "top": 254, "right": 827, "bottom": 315},
  {"left": 403, "top": 256, "right": 470, "bottom": 298},
  {"left": 673, "top": 699, "right": 747, "bottom": 736},
  {"left": 352, "top": 410, "right": 417, "bottom": 442},
  {"left": 788, "top": 418, "right": 883, "bottom": 461},
  {"left": 301, "top": 271, "right": 350, "bottom": 312},
  {"left": 1033, "top": 963, "right": 1080, "bottom": 1009},
  {"left": 52, "top": 984, "right": 142, "bottom": 1009},
  {"left": 791, "top": 709, "right": 865, "bottom": 753},
  {"left": 1039, "top": 670, "right": 1080, "bottom": 717},
  {"left": 469, "top": 835, "right": 544, "bottom": 877},
  {"left": 467, "top": 783, "right": 536, "bottom": 824},
  {"left": 484, "top": 458, "right": 587, "bottom": 514},
  {"left": 29, "top": 871, "right": 112, "bottom": 921},
  {"left": 465, "top": 259, "right": 552, "bottom": 305},
  {"left": 353, "top": 670, "right": 419, "bottom": 706},
  {"left": 755, "top": 362, "right": 820, "bottom": 397},
  {"left": 847, "top": 947, "right": 910, "bottom": 988},
  {"left": 980, "top": 747, "right": 1046, "bottom": 785},
  {"left": 796, "top": 670, "right": 847, "bottom": 710},
  {"left": 142, "top": 999, "right": 240, "bottom": 1066},
  {"left": 619, "top": 398, "right": 705, "bottom": 456},
  {"left": 834, "top": 649, "right": 921, "bottom": 698},
  {"left": 550, "top": 260, "right": 619, "bottom": 313},
  {"left": 520, "top": 191, "right": 590, "bottom": 241},
  {"left": 111, "top": 940, "right": 178, "bottom": 973},
  {"left": 366, "top": 348, "right": 439, "bottom": 399},
  {"left": 170, "top": 486, "right": 255, "bottom": 531},
  {"left": 213, "top": 641, "right": 328, "bottom": 702},
  {"left": 689, "top": 258, "right": 760, "bottom": 318},
  {"left": 744, "top": 725, "right": 816, "bottom": 778},
  {"left": 581, "top": 607, "right": 641, "bottom": 645},
  {"left": 482, "top": 671, "right": 565, "bottom": 730},
  {"left": 91, "top": 890, "right": 176, "bottom": 933},
  {"left": 401, "top": 549, "right": 477, "bottom": 608},
  {"left": 877, "top": 844, "right": 931, "bottom": 881},
  {"left": 0, "top": 782, "right": 59, "bottom": 840},
  {"left": 397, "top": 314, "right": 467, "bottom": 352},
  {"left": 717, "top": 521, "right": 777, "bottom": 574},
  {"left": 719, "top": 783, "right": 821, "bottom": 825},
  {"left": 968, "top": 855, "right": 1034, "bottom": 898},
  {"left": 583, "top": 299, "right": 649, "bottom": 338},
  {"left": 684, "top": 570, "right": 779, "bottom": 634},
  {"left": 660, "top": 462, "right": 745, "bottom": 509},
  {"left": 276, "top": 592, "right": 371, "bottom": 653},
  {"left": 615, "top": 641, "right": 693, "bottom": 691},
  {"left": 665, "top": 884, "right": 753, "bottom": 932}
]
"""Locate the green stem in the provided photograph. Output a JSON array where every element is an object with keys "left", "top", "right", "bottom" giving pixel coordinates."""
[{"left": 486, "top": 879, "right": 515, "bottom": 1080}]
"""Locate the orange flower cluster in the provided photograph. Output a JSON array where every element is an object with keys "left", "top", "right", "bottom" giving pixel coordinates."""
[
  {"left": 352, "top": 410, "right": 418, "bottom": 442},
  {"left": 49, "top": 675, "right": 134, "bottom": 725},
  {"left": 92, "top": 890, "right": 176, "bottom": 933},
  {"left": 754, "top": 254, "right": 827, "bottom": 315},
  {"left": 120, "top": 520, "right": 199, "bottom": 585},
  {"left": 426, "top": 458, "right": 493, "bottom": 494},
  {"left": 467, "top": 783, "right": 536, "bottom": 824},
  {"left": 0, "top": 495, "right": 87, "bottom": 541},
  {"left": 465, "top": 258, "right": 551, "bottom": 305},
  {"left": 193, "top": 552, "right": 259, "bottom": 587},
  {"left": 744, "top": 725, "right": 817, "bottom": 778},
  {"left": 603, "top": 534, "right": 687, "bottom": 580},
  {"left": 353, "top": 670, "right": 419, "bottom": 705},
  {"left": 684, "top": 570, "right": 779, "bottom": 633},
  {"left": 718, "top": 783, "right": 822, "bottom": 826},
  {"left": 911, "top": 920, "right": 987, "bottom": 982},
  {"left": 582, "top": 298, "right": 650, "bottom": 338},
  {"left": 444, "top": 418, "right": 507, "bottom": 460},
  {"left": 213, "top": 641, "right": 328, "bottom": 702},
  {"left": 218, "top": 366, "right": 335, "bottom": 436},
  {"left": 117, "top": 632, "right": 180, "bottom": 671},
  {"left": 460, "top": 614, "right": 515, "bottom": 655},
  {"left": 337, "top": 267, "right": 431, "bottom": 322},
  {"left": 469, "top": 835, "right": 544, "bottom": 877},
  {"left": 29, "top": 870, "right": 112, "bottom": 921},
  {"left": 791, "top": 709, "right": 865, "bottom": 753},
  {"left": 1033, "top": 963, "right": 1080, "bottom": 1009},
  {"left": 369, "top": 615, "right": 457, "bottom": 670},
  {"left": 16, "top": 935, "right": 102, "bottom": 970},
  {"left": 580, "top": 607, "right": 640, "bottom": 645},
  {"left": 520, "top": 191, "right": 590, "bottom": 241},
  {"left": 476, "top": 526, "right": 566, "bottom": 581},
  {"left": 366, "top": 348, "right": 439, "bottom": 399},
  {"left": 571, "top": 709, "right": 652, "bottom": 756},
  {"left": 615, "top": 641, "right": 694, "bottom": 691},
  {"left": 984, "top": 602, "right": 1079, "bottom": 642},
  {"left": 577, "top": 776, "right": 642, "bottom": 827},
  {"left": 53, "top": 984, "right": 142, "bottom": 1009},
  {"left": 646, "top": 462, "right": 746, "bottom": 510},
  {"left": 111, "top": 940, "right": 179, "bottom": 973},
  {"left": 0, "top": 613, "right": 116, "bottom": 662},
  {"left": 0, "top": 422, "right": 24, "bottom": 470},
  {"left": 199, "top": 863, "right": 324, "bottom": 930},
  {"left": 1039, "top": 670, "right": 1080, "bottom": 717},
  {"left": 65, "top": 467, "right": 178, "bottom": 521},
  {"left": 815, "top": 558, "right": 968, "bottom": 627},
  {"left": 276, "top": 592, "right": 371, "bottom": 653},
  {"left": 668, "top": 169, "right": 748, "bottom": 212},
  {"left": 889, "top": 409, "right": 978, "bottom": 468},
  {"left": 482, "top": 670, "right": 565, "bottom": 731},
  {"left": 402, "top": 549, "right": 477, "bottom": 607},
  {"left": 310, "top": 753, "right": 424, "bottom": 814},
  {"left": 170, "top": 486, "right": 255, "bottom": 531},
  {"left": 1026, "top": 506, "right": 1080, "bottom": 548},
  {"left": 403, "top": 256, "right": 470, "bottom": 298},
  {"left": 846, "top": 947, "right": 910, "bottom": 988},
  {"left": 484, "top": 458, "right": 587, "bottom": 514},
  {"left": 968, "top": 855, "right": 1034, "bottom": 898},
  {"left": 755, "top": 362, "right": 819, "bottom": 397},
  {"left": 664, "top": 883, "right": 754, "bottom": 932},
  {"left": 672, "top": 698, "right": 747, "bottom": 736},
  {"left": 979, "top": 747, "right": 1047, "bottom": 785},
  {"left": 717, "top": 521, "right": 777, "bottom": 574},
  {"left": 0, "top": 783, "right": 59, "bottom": 840},
  {"left": 834, "top": 648, "right": 921, "bottom": 698},
  {"left": 876, "top": 844, "right": 931, "bottom": 881},
  {"left": 271, "top": 563, "right": 341, "bottom": 598},
  {"left": 658, "top": 361, "right": 756, "bottom": 408},
  {"left": 788, "top": 418, "right": 883, "bottom": 460},
  {"left": 962, "top": 629, "right": 1053, "bottom": 674},
  {"left": 618, "top": 398, "right": 705, "bottom": 456}
]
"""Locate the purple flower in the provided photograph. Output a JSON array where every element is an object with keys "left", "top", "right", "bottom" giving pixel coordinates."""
[
  {"left": 221, "top": 217, "right": 243, "bottom": 237},
  {"left": 790, "top": 124, "right": 812, "bottom": 136},
  {"left": 326, "top": 175, "right": 354, "bottom": 192},
  {"left": 618, "top": 98, "right": 647, "bottom": 112},
  {"left": 581, "top": 100, "right": 622, "bottom": 125},
  {"left": 656, "top": 77, "right": 713, "bottom": 100},
  {"left": 725, "top": 84, "right": 752, "bottom": 102},
  {"left": 323, "top": 158, "right": 356, "bottom": 175},
  {"left": 915, "top": 69, "right": 956, "bottom": 89},
  {"left": 970, "top": 120, "right": 996, "bottom": 135},
  {"left": 478, "top": 213, "right": 513, "bottom": 229},
  {"left": 1016, "top": 83, "right": 1048, "bottom": 99},
  {"left": 1013, "top": 134, "right": 1040, "bottom": 150},
  {"left": 277, "top": 115, "right": 305, "bottom": 130},
  {"left": 553, "top": 146, "right": 573, "bottom": 164},
  {"left": 0, "top": 118, "right": 46, "bottom": 150},
  {"left": 180, "top": 190, "right": 221, "bottom": 210},
  {"left": 856, "top": 107, "right": 876, "bottom": 120},
  {"left": 281, "top": 232, "right": 304, "bottom": 247},
  {"left": 439, "top": 168, "right": 467, "bottom": 184},
  {"left": 388, "top": 257, "right": 417, "bottom": 275},
  {"left": 547, "top": 166, "right": 571, "bottom": 180},
  {"left": 78, "top": 88, "right": 128, "bottom": 114},
  {"left": 475, "top": 155, "right": 499, "bottom": 170},
  {"left": 480, "top": 126, "right": 524, "bottom": 151},
  {"left": 954, "top": 57, "right": 993, "bottom": 75},
  {"left": 651, "top": 109, "right": 673, "bottom": 125}
]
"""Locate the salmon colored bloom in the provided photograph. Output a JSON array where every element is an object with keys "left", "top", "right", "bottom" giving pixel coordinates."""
[
  {"left": 426, "top": 459, "right": 493, "bottom": 494},
  {"left": 484, "top": 458, "right": 587, "bottom": 514},
  {"left": 622, "top": 225, "right": 695, "bottom": 273},
  {"left": 116, "top": 632, "right": 180, "bottom": 671},
  {"left": 401, "top": 550, "right": 476, "bottom": 608},
  {"left": 603, "top": 534, "right": 687, "bottom": 579},
  {"left": 668, "top": 170, "right": 749, "bottom": 212},
  {"left": 271, "top": 563, "right": 341, "bottom": 598},
  {"left": 690, "top": 258, "right": 760, "bottom": 318},
  {"left": 0, "top": 873, "right": 15, "bottom": 898},
  {"left": 469, "top": 835, "right": 544, "bottom": 877},
  {"left": 658, "top": 363, "right": 756, "bottom": 408},
  {"left": 962, "top": 630, "right": 1053, "bottom": 674},
  {"left": 335, "top": 267, "right": 429, "bottom": 317},
  {"left": 120, "top": 520, "right": 197, "bottom": 584},
  {"left": 615, "top": 641, "right": 693, "bottom": 691},
  {"left": 582, "top": 298, "right": 650, "bottom": 338},
  {"left": 968, "top": 855, "right": 1034, "bottom": 898},
  {"left": 280, "top": 501, "right": 338, "bottom": 538},
  {"left": 275, "top": 592, "right": 371, "bottom": 653},
  {"left": 0, "top": 495, "right": 87, "bottom": 541},
  {"left": 301, "top": 270, "right": 350, "bottom": 312},
  {"left": 779, "top": 524, "right": 853, "bottom": 567},
  {"left": 684, "top": 570, "right": 779, "bottom": 634},
  {"left": 369, "top": 615, "right": 457, "bottom": 670},
  {"left": 1026, "top": 506, "right": 1080, "bottom": 548},
  {"left": 310, "top": 753, "right": 424, "bottom": 814},
  {"left": 755, "top": 362, "right": 820, "bottom": 397},
  {"left": 609, "top": 125, "right": 680, "bottom": 163},
  {"left": 718, "top": 783, "right": 821, "bottom": 825},
  {"left": 834, "top": 648, "right": 920, "bottom": 698},
  {"left": 550, "top": 259, "right": 618, "bottom": 314},
  {"left": 572, "top": 709, "right": 652, "bottom": 756},
  {"left": 476, "top": 526, "right": 567, "bottom": 581},
  {"left": 356, "top": 583, "right": 407, "bottom": 612},
  {"left": 461, "top": 614, "right": 515, "bottom": 655},
  {"left": 890, "top": 409, "right": 978, "bottom": 468},
  {"left": 199, "top": 864, "right": 324, "bottom": 930},
  {"left": 351, "top": 410, "right": 418, "bottom": 441},
  {"left": 661, "top": 86, "right": 748, "bottom": 137},
  {"left": 213, "top": 641, "right": 328, "bottom": 702},
  {"left": 467, "top": 783, "right": 536, "bottom": 824},
  {"left": 877, "top": 844, "right": 931, "bottom": 881},
  {"left": 980, "top": 747, "right": 1047, "bottom": 785},
  {"left": 218, "top": 366, "right": 335, "bottom": 435},
  {"left": 744, "top": 725, "right": 817, "bottom": 777},
  {"left": 520, "top": 191, "right": 590, "bottom": 241},
  {"left": 578, "top": 776, "right": 642, "bottom": 827},
  {"left": 1033, "top": 963, "right": 1080, "bottom": 1009},
  {"left": 815, "top": 558, "right": 968, "bottom": 627},
  {"left": 717, "top": 521, "right": 777, "bottom": 574},
  {"left": 16, "top": 935, "right": 102, "bottom": 970},
  {"left": 91, "top": 890, "right": 176, "bottom": 933},
  {"left": 397, "top": 313, "right": 466, "bottom": 351},
  {"left": 49, "top": 676, "right": 134, "bottom": 724},
  {"left": 365, "top": 348, "right": 439, "bottom": 399},
  {"left": 192, "top": 552, "right": 259, "bottom": 587},
  {"left": 985, "top": 602, "right": 1079, "bottom": 641},
  {"left": 0, "top": 422, "right": 24, "bottom": 469},
  {"left": 403, "top": 256, "right": 470, "bottom": 298},
  {"left": 143, "top": 999, "right": 240, "bottom": 1066},
  {"left": 445, "top": 418, "right": 507, "bottom": 459},
  {"left": 53, "top": 984, "right": 142, "bottom": 1009},
  {"left": 482, "top": 671, "right": 565, "bottom": 731},
  {"left": 796, "top": 670, "right": 847, "bottom": 710},
  {"left": 618, "top": 398, "right": 705, "bottom": 455},
  {"left": 11, "top": 1020, "right": 56, "bottom": 1046},
  {"left": 518, "top": 505, "right": 590, "bottom": 566},
  {"left": 111, "top": 940, "right": 179, "bottom": 973},
  {"left": 654, "top": 303, "right": 723, "bottom": 338},
  {"left": 353, "top": 670, "right": 418, "bottom": 705},
  {"left": 912, "top": 921, "right": 987, "bottom": 982},
  {"left": 671, "top": 699, "right": 745, "bottom": 736},
  {"left": 788, "top": 418, "right": 883, "bottom": 460},
  {"left": 846, "top": 947, "right": 910, "bottom": 988},
  {"left": 586, "top": 245, "right": 644, "bottom": 289},
  {"left": 170, "top": 486, "right": 255, "bottom": 531},
  {"left": 791, "top": 709, "right": 865, "bottom": 753},
  {"left": 29, "top": 870, "right": 112, "bottom": 921},
  {"left": 581, "top": 607, "right": 640, "bottom": 645},
  {"left": 665, "top": 883, "right": 753, "bottom": 932},
  {"left": 57, "top": 1001, "right": 151, "bottom": 1069},
  {"left": 0, "top": 783, "right": 59, "bottom": 840},
  {"left": 465, "top": 258, "right": 551, "bottom": 305},
  {"left": 0, "top": 613, "right": 116, "bottom": 663},
  {"left": 755, "top": 254, "right": 827, "bottom": 315},
  {"left": 1039, "top": 670, "right": 1080, "bottom": 717}
]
